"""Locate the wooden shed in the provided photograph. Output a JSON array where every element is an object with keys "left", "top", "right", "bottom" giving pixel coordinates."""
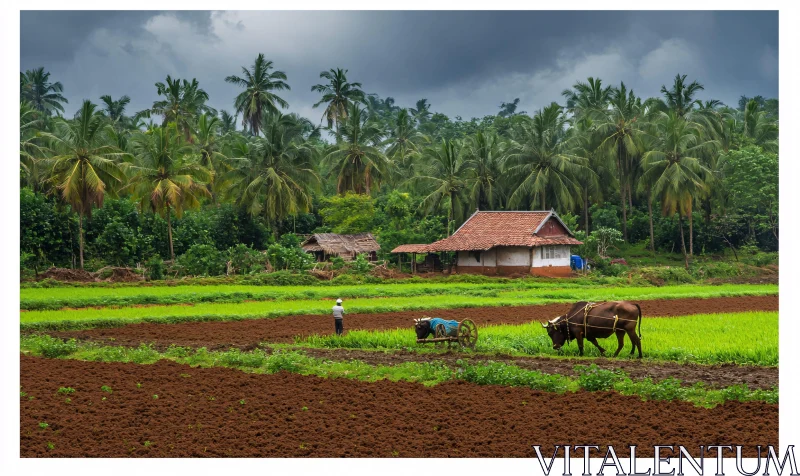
[{"left": 301, "top": 233, "right": 380, "bottom": 262}]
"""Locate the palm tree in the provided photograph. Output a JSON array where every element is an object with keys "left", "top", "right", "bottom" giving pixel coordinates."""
[
  {"left": 743, "top": 99, "right": 778, "bottom": 152},
  {"left": 570, "top": 119, "right": 608, "bottom": 234},
  {"left": 655, "top": 74, "right": 704, "bottom": 118},
  {"left": 414, "top": 139, "right": 471, "bottom": 235},
  {"left": 410, "top": 99, "right": 432, "bottom": 124},
  {"left": 463, "top": 131, "right": 505, "bottom": 211},
  {"left": 20, "top": 101, "right": 48, "bottom": 191},
  {"left": 194, "top": 113, "right": 232, "bottom": 200},
  {"left": 147, "top": 76, "right": 216, "bottom": 141},
  {"left": 311, "top": 68, "right": 365, "bottom": 139},
  {"left": 128, "top": 124, "right": 211, "bottom": 260},
  {"left": 382, "top": 109, "right": 429, "bottom": 184},
  {"left": 224, "top": 113, "right": 319, "bottom": 228},
  {"left": 38, "top": 100, "right": 128, "bottom": 268},
  {"left": 595, "top": 83, "right": 648, "bottom": 241},
  {"left": 498, "top": 98, "right": 526, "bottom": 117},
  {"left": 322, "top": 104, "right": 388, "bottom": 195},
  {"left": 219, "top": 110, "right": 238, "bottom": 135},
  {"left": 99, "top": 95, "right": 131, "bottom": 125},
  {"left": 562, "top": 77, "right": 612, "bottom": 121},
  {"left": 225, "top": 54, "right": 290, "bottom": 136},
  {"left": 641, "top": 111, "right": 718, "bottom": 268},
  {"left": 506, "top": 103, "right": 591, "bottom": 211},
  {"left": 20, "top": 67, "right": 68, "bottom": 114}
]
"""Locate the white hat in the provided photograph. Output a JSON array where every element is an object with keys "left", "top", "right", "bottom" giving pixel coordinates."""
[{"left": 336, "top": 298, "right": 343, "bottom": 304}]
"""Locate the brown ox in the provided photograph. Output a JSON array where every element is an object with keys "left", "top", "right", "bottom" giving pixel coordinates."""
[{"left": 542, "top": 301, "right": 643, "bottom": 358}]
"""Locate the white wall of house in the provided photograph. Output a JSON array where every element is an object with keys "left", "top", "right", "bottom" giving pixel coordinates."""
[
  {"left": 496, "top": 246, "right": 532, "bottom": 267},
  {"left": 457, "top": 249, "right": 496, "bottom": 267},
  {"left": 532, "top": 245, "right": 571, "bottom": 268}
]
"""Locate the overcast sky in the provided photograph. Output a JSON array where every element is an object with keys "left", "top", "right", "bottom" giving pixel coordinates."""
[{"left": 20, "top": 10, "right": 778, "bottom": 124}]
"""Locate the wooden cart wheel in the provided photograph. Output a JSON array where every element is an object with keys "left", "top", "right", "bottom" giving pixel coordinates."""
[
  {"left": 457, "top": 319, "right": 478, "bottom": 349},
  {"left": 434, "top": 323, "right": 447, "bottom": 348}
]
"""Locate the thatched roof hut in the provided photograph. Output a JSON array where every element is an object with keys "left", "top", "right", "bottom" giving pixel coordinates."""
[{"left": 301, "top": 233, "right": 380, "bottom": 261}]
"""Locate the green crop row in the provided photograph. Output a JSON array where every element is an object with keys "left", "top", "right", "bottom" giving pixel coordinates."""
[
  {"left": 298, "top": 311, "right": 779, "bottom": 366},
  {"left": 20, "top": 281, "right": 777, "bottom": 311},
  {"left": 19, "top": 335, "right": 777, "bottom": 408},
  {"left": 20, "top": 280, "right": 616, "bottom": 311},
  {"left": 20, "top": 283, "right": 777, "bottom": 331}
]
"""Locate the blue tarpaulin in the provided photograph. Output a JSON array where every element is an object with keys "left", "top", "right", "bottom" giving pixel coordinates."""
[{"left": 428, "top": 318, "right": 459, "bottom": 337}]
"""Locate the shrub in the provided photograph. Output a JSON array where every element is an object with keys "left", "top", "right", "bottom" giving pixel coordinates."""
[
  {"left": 244, "top": 271, "right": 319, "bottom": 286},
  {"left": 24, "top": 335, "right": 78, "bottom": 358},
  {"left": 266, "top": 241, "right": 314, "bottom": 271},
  {"left": 227, "top": 244, "right": 264, "bottom": 275},
  {"left": 178, "top": 244, "right": 226, "bottom": 276},
  {"left": 146, "top": 256, "right": 165, "bottom": 281},
  {"left": 351, "top": 254, "right": 372, "bottom": 274},
  {"left": 575, "top": 364, "right": 623, "bottom": 391},
  {"left": 329, "top": 256, "right": 346, "bottom": 270},
  {"left": 690, "top": 262, "right": 741, "bottom": 280},
  {"left": 638, "top": 266, "right": 694, "bottom": 285}
]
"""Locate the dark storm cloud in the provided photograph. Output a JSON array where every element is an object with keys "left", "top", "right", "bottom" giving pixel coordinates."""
[{"left": 19, "top": 10, "right": 778, "bottom": 122}]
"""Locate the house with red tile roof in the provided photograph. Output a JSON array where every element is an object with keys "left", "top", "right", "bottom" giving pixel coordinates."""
[{"left": 391, "top": 210, "right": 583, "bottom": 277}]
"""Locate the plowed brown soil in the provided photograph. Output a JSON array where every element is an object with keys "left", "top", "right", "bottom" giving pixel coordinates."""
[
  {"left": 20, "top": 355, "right": 776, "bottom": 458},
  {"left": 299, "top": 348, "right": 778, "bottom": 389},
  {"left": 52, "top": 295, "right": 778, "bottom": 349}
]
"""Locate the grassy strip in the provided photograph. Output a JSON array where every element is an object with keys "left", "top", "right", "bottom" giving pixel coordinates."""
[
  {"left": 20, "top": 280, "right": 622, "bottom": 311},
  {"left": 19, "top": 335, "right": 778, "bottom": 408},
  {"left": 21, "top": 274, "right": 630, "bottom": 289},
  {"left": 20, "top": 284, "right": 777, "bottom": 331},
  {"left": 299, "top": 311, "right": 778, "bottom": 366}
]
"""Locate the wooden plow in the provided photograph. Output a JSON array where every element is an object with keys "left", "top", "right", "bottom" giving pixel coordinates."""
[{"left": 415, "top": 318, "right": 478, "bottom": 349}]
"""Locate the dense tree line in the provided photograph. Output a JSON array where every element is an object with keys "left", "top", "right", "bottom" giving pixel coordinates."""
[{"left": 20, "top": 57, "right": 779, "bottom": 273}]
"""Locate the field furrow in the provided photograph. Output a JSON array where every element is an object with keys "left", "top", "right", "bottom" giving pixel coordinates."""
[{"left": 19, "top": 355, "right": 777, "bottom": 458}]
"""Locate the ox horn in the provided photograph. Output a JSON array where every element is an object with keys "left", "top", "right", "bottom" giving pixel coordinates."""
[{"left": 541, "top": 322, "right": 548, "bottom": 328}]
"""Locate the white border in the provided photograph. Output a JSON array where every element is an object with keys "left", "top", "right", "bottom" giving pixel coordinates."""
[{"left": 2, "top": 2, "right": 796, "bottom": 476}]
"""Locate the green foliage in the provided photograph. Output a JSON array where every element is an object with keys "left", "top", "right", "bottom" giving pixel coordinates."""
[
  {"left": 318, "top": 193, "right": 375, "bottom": 234},
  {"left": 457, "top": 361, "right": 572, "bottom": 392},
  {"left": 351, "top": 254, "right": 372, "bottom": 274},
  {"left": 178, "top": 244, "right": 226, "bottom": 276},
  {"left": 20, "top": 188, "right": 78, "bottom": 270},
  {"left": 587, "top": 227, "right": 623, "bottom": 258},
  {"left": 590, "top": 204, "right": 620, "bottom": 230},
  {"left": 227, "top": 244, "right": 264, "bottom": 275},
  {"left": 638, "top": 266, "right": 695, "bottom": 285},
  {"left": 57, "top": 387, "right": 76, "bottom": 394},
  {"left": 146, "top": 256, "right": 165, "bottom": 281},
  {"left": 266, "top": 236, "right": 314, "bottom": 271},
  {"left": 329, "top": 256, "right": 346, "bottom": 270},
  {"left": 23, "top": 334, "right": 78, "bottom": 358},
  {"left": 575, "top": 364, "right": 623, "bottom": 391},
  {"left": 722, "top": 146, "right": 778, "bottom": 249}
]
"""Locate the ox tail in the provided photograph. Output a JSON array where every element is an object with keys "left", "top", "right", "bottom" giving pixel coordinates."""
[{"left": 635, "top": 303, "right": 643, "bottom": 340}]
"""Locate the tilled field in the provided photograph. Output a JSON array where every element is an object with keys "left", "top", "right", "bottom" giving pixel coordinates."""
[
  {"left": 20, "top": 355, "right": 777, "bottom": 458},
  {"left": 50, "top": 295, "right": 777, "bottom": 348},
  {"left": 299, "top": 348, "right": 778, "bottom": 389}
]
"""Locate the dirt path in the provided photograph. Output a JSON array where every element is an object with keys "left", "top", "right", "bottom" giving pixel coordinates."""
[
  {"left": 20, "top": 355, "right": 776, "bottom": 458},
  {"left": 50, "top": 295, "right": 778, "bottom": 349},
  {"left": 298, "top": 348, "right": 777, "bottom": 389}
]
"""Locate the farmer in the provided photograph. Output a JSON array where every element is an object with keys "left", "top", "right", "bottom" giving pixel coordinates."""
[{"left": 332, "top": 298, "right": 345, "bottom": 335}]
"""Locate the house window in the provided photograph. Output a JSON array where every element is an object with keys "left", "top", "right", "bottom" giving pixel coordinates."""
[
  {"left": 543, "top": 246, "right": 565, "bottom": 260},
  {"left": 471, "top": 251, "right": 481, "bottom": 262}
]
